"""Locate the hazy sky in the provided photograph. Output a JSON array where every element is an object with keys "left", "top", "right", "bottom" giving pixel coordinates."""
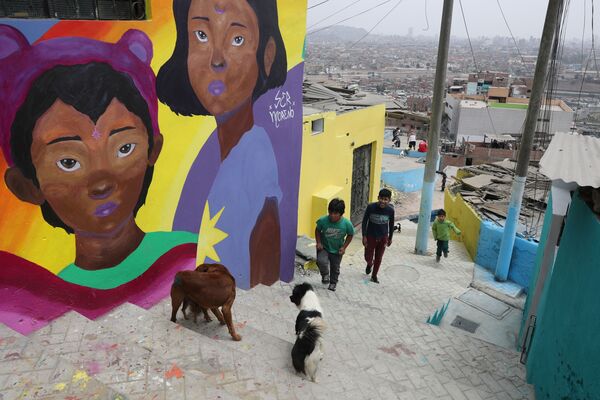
[{"left": 307, "top": 0, "right": 597, "bottom": 41}]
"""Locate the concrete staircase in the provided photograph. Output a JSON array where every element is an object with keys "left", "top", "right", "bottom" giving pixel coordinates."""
[{"left": 0, "top": 225, "right": 533, "bottom": 399}]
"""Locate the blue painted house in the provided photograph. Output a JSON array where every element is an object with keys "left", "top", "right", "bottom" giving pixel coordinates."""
[{"left": 520, "top": 133, "right": 600, "bottom": 399}]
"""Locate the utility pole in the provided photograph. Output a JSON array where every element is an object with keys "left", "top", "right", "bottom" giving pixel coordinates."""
[
  {"left": 495, "top": 0, "right": 563, "bottom": 281},
  {"left": 415, "top": 0, "right": 453, "bottom": 255}
]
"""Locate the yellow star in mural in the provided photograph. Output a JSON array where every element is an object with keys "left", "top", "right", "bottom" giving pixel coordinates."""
[{"left": 196, "top": 201, "right": 229, "bottom": 264}]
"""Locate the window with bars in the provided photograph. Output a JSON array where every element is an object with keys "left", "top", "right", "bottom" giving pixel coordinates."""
[{"left": 0, "top": 0, "right": 147, "bottom": 20}]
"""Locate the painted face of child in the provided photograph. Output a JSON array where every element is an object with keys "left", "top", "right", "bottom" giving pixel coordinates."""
[
  {"left": 29, "top": 98, "right": 152, "bottom": 234},
  {"left": 328, "top": 212, "right": 342, "bottom": 223},
  {"left": 187, "top": 0, "right": 260, "bottom": 116},
  {"left": 438, "top": 214, "right": 446, "bottom": 222}
]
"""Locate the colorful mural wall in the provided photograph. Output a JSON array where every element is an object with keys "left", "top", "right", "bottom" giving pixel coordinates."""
[{"left": 0, "top": 0, "right": 307, "bottom": 335}]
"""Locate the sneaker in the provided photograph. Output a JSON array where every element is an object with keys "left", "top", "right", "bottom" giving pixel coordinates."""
[
  {"left": 328, "top": 283, "right": 336, "bottom": 291},
  {"left": 371, "top": 276, "right": 379, "bottom": 284},
  {"left": 322, "top": 276, "right": 330, "bottom": 284},
  {"left": 444, "top": 252, "right": 448, "bottom": 258},
  {"left": 436, "top": 255, "right": 441, "bottom": 263},
  {"left": 365, "top": 265, "right": 372, "bottom": 275}
]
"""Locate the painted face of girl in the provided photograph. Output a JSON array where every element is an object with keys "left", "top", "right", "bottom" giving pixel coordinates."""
[
  {"left": 187, "top": 0, "right": 260, "bottom": 116},
  {"left": 29, "top": 98, "right": 153, "bottom": 234}
]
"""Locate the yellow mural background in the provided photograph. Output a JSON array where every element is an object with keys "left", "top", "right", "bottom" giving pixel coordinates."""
[{"left": 0, "top": 0, "right": 307, "bottom": 273}]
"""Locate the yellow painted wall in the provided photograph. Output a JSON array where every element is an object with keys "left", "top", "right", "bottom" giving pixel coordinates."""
[
  {"left": 444, "top": 189, "right": 481, "bottom": 260},
  {"left": 297, "top": 104, "right": 385, "bottom": 237}
]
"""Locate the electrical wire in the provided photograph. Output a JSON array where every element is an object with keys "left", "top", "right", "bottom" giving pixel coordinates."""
[
  {"left": 457, "top": 0, "right": 498, "bottom": 135},
  {"left": 592, "top": 0, "right": 600, "bottom": 77},
  {"left": 496, "top": 0, "right": 530, "bottom": 71},
  {"left": 526, "top": 0, "right": 569, "bottom": 239},
  {"left": 458, "top": 0, "right": 479, "bottom": 72},
  {"left": 573, "top": 0, "right": 596, "bottom": 127},
  {"left": 307, "top": 0, "right": 395, "bottom": 35},
  {"left": 307, "top": 0, "right": 362, "bottom": 30},
  {"left": 423, "top": 0, "right": 430, "bottom": 31},
  {"left": 348, "top": 0, "right": 404, "bottom": 48},
  {"left": 308, "top": 0, "right": 332, "bottom": 10},
  {"left": 582, "top": 0, "right": 587, "bottom": 69}
]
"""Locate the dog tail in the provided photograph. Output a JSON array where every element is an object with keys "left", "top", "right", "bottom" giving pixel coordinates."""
[
  {"left": 172, "top": 273, "right": 183, "bottom": 287},
  {"left": 300, "top": 317, "right": 326, "bottom": 340}
]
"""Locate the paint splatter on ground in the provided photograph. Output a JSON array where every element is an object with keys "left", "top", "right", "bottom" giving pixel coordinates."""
[
  {"left": 165, "top": 363, "right": 184, "bottom": 379},
  {"left": 72, "top": 370, "right": 91, "bottom": 389},
  {"left": 86, "top": 361, "right": 102, "bottom": 374},
  {"left": 235, "top": 321, "right": 247, "bottom": 329},
  {"left": 53, "top": 382, "right": 67, "bottom": 391},
  {"left": 378, "top": 343, "right": 416, "bottom": 357}
]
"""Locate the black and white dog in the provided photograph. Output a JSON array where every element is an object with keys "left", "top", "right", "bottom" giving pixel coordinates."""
[{"left": 289, "top": 283, "right": 325, "bottom": 382}]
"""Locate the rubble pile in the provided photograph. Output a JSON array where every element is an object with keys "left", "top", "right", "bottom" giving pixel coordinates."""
[{"left": 451, "top": 160, "right": 550, "bottom": 239}]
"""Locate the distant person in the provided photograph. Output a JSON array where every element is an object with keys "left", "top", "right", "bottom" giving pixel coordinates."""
[
  {"left": 362, "top": 189, "right": 395, "bottom": 284},
  {"left": 418, "top": 139, "right": 428, "bottom": 152},
  {"left": 431, "top": 209, "right": 461, "bottom": 263},
  {"left": 436, "top": 170, "right": 447, "bottom": 191},
  {"left": 408, "top": 131, "right": 417, "bottom": 150},
  {"left": 392, "top": 127, "right": 401, "bottom": 147},
  {"left": 315, "top": 199, "right": 354, "bottom": 291}
]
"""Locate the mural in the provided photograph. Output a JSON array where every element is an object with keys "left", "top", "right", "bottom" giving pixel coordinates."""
[
  {"left": 157, "top": 0, "right": 288, "bottom": 288},
  {"left": 0, "top": 0, "right": 306, "bottom": 334}
]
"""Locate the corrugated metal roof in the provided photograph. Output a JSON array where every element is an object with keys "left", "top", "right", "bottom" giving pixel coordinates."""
[{"left": 539, "top": 132, "right": 600, "bottom": 188}]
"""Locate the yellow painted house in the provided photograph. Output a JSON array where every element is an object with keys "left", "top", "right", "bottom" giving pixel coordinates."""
[{"left": 298, "top": 103, "right": 386, "bottom": 237}]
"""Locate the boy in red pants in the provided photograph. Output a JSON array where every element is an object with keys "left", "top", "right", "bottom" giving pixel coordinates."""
[{"left": 362, "top": 189, "right": 395, "bottom": 283}]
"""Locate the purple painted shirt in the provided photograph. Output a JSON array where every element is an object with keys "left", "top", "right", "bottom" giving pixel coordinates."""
[{"left": 173, "top": 126, "right": 281, "bottom": 288}]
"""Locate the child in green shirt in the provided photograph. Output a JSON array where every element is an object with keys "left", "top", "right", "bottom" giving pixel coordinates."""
[
  {"left": 315, "top": 198, "right": 355, "bottom": 291},
  {"left": 431, "top": 209, "right": 461, "bottom": 263}
]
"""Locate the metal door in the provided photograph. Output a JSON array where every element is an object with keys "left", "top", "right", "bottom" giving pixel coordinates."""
[{"left": 350, "top": 143, "right": 372, "bottom": 225}]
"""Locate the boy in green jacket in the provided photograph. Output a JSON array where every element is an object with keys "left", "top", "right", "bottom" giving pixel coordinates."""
[{"left": 431, "top": 209, "right": 461, "bottom": 263}]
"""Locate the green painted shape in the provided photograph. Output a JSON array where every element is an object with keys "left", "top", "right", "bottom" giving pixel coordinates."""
[
  {"left": 427, "top": 299, "right": 451, "bottom": 326},
  {"left": 526, "top": 193, "right": 600, "bottom": 399},
  {"left": 488, "top": 102, "right": 528, "bottom": 110},
  {"left": 58, "top": 231, "right": 198, "bottom": 289},
  {"left": 302, "top": 36, "right": 306, "bottom": 60}
]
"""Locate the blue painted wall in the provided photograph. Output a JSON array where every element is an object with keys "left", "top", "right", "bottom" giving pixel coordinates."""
[
  {"left": 526, "top": 193, "right": 600, "bottom": 400},
  {"left": 381, "top": 167, "right": 425, "bottom": 192},
  {"left": 475, "top": 221, "right": 538, "bottom": 291}
]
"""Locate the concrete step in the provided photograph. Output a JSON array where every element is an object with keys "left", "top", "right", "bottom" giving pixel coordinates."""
[
  {"left": 244, "top": 283, "right": 532, "bottom": 400},
  {"left": 0, "top": 323, "right": 126, "bottom": 400},
  {"left": 98, "top": 302, "right": 316, "bottom": 400},
  {"left": 26, "top": 311, "right": 241, "bottom": 400},
  {"left": 226, "top": 294, "right": 500, "bottom": 400},
  {"left": 149, "top": 297, "right": 425, "bottom": 400}
]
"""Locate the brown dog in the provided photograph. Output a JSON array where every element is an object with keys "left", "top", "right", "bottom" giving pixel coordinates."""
[{"left": 170, "top": 263, "right": 241, "bottom": 341}]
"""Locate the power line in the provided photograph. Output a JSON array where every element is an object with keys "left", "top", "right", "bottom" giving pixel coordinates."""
[
  {"left": 582, "top": 0, "right": 586, "bottom": 68},
  {"left": 308, "top": 0, "right": 332, "bottom": 10},
  {"left": 457, "top": 0, "right": 498, "bottom": 135},
  {"left": 592, "top": 0, "right": 599, "bottom": 76},
  {"left": 458, "top": 0, "right": 480, "bottom": 72},
  {"left": 527, "top": 0, "right": 569, "bottom": 238},
  {"left": 496, "top": 0, "right": 530, "bottom": 70},
  {"left": 307, "top": 0, "right": 395, "bottom": 35},
  {"left": 349, "top": 0, "right": 404, "bottom": 48},
  {"left": 307, "top": 0, "right": 362, "bottom": 30},
  {"left": 423, "top": 0, "right": 430, "bottom": 31}
]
